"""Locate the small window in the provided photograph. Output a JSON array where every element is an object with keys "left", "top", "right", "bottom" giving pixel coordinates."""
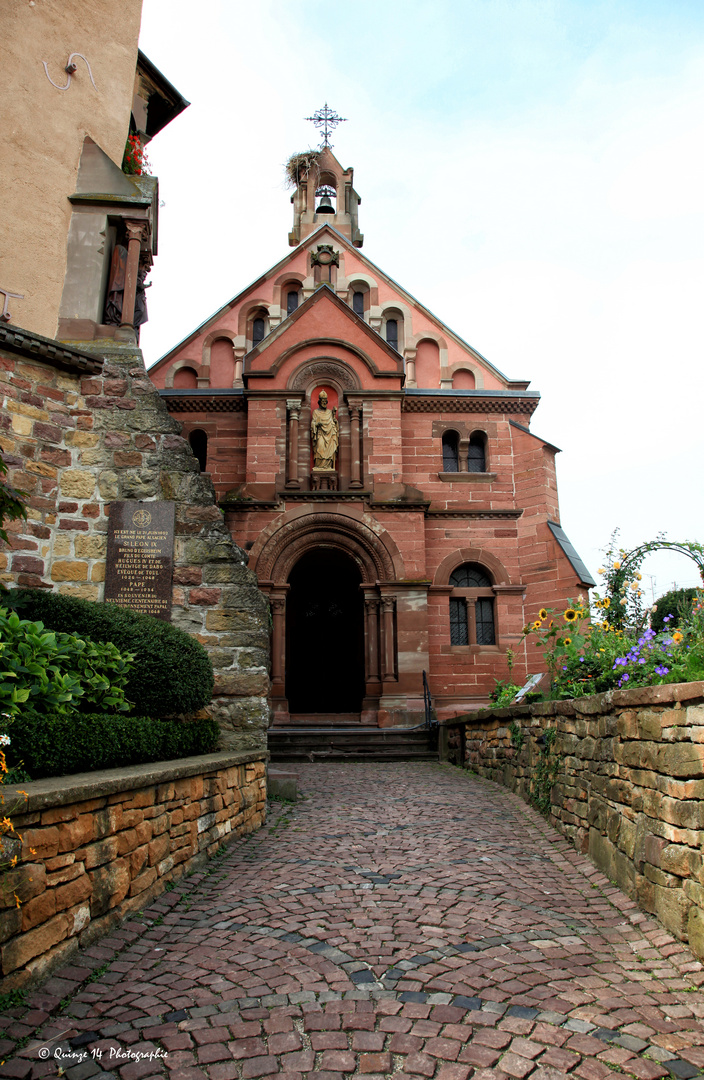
[
  {"left": 252, "top": 317, "right": 265, "bottom": 346},
  {"left": 449, "top": 562, "right": 496, "bottom": 647},
  {"left": 188, "top": 429, "right": 207, "bottom": 473},
  {"left": 353, "top": 291, "right": 364, "bottom": 316},
  {"left": 450, "top": 598, "right": 469, "bottom": 646},
  {"left": 386, "top": 319, "right": 398, "bottom": 351},
  {"left": 442, "top": 432, "right": 459, "bottom": 473},
  {"left": 450, "top": 565, "right": 491, "bottom": 588},
  {"left": 467, "top": 434, "right": 486, "bottom": 473},
  {"left": 475, "top": 598, "right": 495, "bottom": 645},
  {"left": 287, "top": 290, "right": 299, "bottom": 316}
]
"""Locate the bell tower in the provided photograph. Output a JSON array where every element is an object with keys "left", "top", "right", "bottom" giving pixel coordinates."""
[
  {"left": 288, "top": 146, "right": 363, "bottom": 248},
  {"left": 288, "top": 105, "right": 363, "bottom": 248}
]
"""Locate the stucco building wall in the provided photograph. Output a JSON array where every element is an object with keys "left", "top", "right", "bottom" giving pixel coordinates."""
[{"left": 1, "top": 1, "right": 143, "bottom": 339}]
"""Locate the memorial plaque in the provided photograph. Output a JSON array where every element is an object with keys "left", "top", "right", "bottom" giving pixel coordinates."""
[{"left": 105, "top": 501, "right": 175, "bottom": 621}]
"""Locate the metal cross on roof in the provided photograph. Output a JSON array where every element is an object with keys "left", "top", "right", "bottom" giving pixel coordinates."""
[{"left": 304, "top": 103, "right": 347, "bottom": 150}]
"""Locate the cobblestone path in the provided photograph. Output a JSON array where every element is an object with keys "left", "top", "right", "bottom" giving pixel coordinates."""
[{"left": 2, "top": 762, "right": 704, "bottom": 1080}]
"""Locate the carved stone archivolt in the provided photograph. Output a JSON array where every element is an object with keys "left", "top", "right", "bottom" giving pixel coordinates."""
[
  {"left": 289, "top": 359, "right": 360, "bottom": 392},
  {"left": 254, "top": 512, "right": 399, "bottom": 585}
]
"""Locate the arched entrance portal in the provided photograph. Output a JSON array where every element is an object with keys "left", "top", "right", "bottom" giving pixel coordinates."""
[{"left": 286, "top": 548, "right": 365, "bottom": 714}]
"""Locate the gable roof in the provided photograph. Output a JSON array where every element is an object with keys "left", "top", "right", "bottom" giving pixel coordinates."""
[
  {"left": 244, "top": 283, "right": 405, "bottom": 380},
  {"left": 148, "top": 224, "right": 528, "bottom": 389}
]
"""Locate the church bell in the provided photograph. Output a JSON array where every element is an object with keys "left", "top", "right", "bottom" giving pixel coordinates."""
[{"left": 316, "top": 195, "right": 335, "bottom": 214}]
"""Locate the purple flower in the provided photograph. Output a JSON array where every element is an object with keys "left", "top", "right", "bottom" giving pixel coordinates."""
[{"left": 654, "top": 665, "right": 669, "bottom": 676}]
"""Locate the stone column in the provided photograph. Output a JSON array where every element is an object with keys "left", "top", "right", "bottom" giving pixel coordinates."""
[
  {"left": 118, "top": 221, "right": 149, "bottom": 340},
  {"left": 348, "top": 401, "right": 363, "bottom": 489},
  {"left": 233, "top": 346, "right": 246, "bottom": 388},
  {"left": 270, "top": 594, "right": 287, "bottom": 698},
  {"left": 364, "top": 594, "right": 381, "bottom": 694},
  {"left": 404, "top": 348, "right": 417, "bottom": 387},
  {"left": 286, "top": 399, "right": 301, "bottom": 489},
  {"left": 380, "top": 596, "right": 396, "bottom": 683},
  {"left": 458, "top": 438, "right": 469, "bottom": 473},
  {"left": 466, "top": 598, "right": 477, "bottom": 646}
]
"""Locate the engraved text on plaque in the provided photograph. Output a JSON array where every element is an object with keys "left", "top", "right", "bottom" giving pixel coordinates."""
[{"left": 105, "top": 501, "right": 175, "bottom": 621}]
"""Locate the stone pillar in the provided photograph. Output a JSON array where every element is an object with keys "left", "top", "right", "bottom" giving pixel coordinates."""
[
  {"left": 286, "top": 399, "right": 301, "bottom": 489},
  {"left": 380, "top": 595, "right": 396, "bottom": 683},
  {"left": 363, "top": 593, "right": 381, "bottom": 694},
  {"left": 458, "top": 437, "right": 469, "bottom": 473},
  {"left": 233, "top": 345, "right": 245, "bottom": 388},
  {"left": 404, "top": 348, "right": 417, "bottom": 387},
  {"left": 348, "top": 401, "right": 362, "bottom": 489},
  {"left": 467, "top": 598, "right": 477, "bottom": 646},
  {"left": 270, "top": 593, "right": 287, "bottom": 698},
  {"left": 118, "top": 221, "right": 149, "bottom": 341}
]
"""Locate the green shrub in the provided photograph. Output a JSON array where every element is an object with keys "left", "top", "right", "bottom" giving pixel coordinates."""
[
  {"left": 0, "top": 607, "right": 133, "bottom": 717},
  {"left": 650, "top": 588, "right": 698, "bottom": 633},
  {"left": 5, "top": 590, "right": 213, "bottom": 718},
  {"left": 7, "top": 709, "right": 220, "bottom": 779}
]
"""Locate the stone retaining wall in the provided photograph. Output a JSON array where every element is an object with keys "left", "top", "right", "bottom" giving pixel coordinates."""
[
  {"left": 0, "top": 328, "right": 271, "bottom": 750},
  {"left": 0, "top": 751, "right": 266, "bottom": 991},
  {"left": 440, "top": 681, "right": 704, "bottom": 958}
]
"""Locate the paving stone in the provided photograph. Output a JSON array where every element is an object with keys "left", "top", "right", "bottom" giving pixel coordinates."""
[{"left": 3, "top": 763, "right": 704, "bottom": 1080}]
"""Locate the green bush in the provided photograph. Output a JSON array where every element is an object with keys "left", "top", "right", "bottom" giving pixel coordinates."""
[
  {"left": 650, "top": 588, "right": 698, "bottom": 633},
  {"left": 7, "top": 709, "right": 220, "bottom": 779},
  {"left": 5, "top": 590, "right": 213, "bottom": 717},
  {"left": 0, "top": 607, "right": 133, "bottom": 717}
]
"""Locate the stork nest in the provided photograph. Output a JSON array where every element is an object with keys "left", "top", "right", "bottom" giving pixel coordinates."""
[{"left": 285, "top": 150, "right": 322, "bottom": 188}]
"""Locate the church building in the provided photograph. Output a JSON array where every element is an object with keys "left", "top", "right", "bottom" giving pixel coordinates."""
[{"left": 148, "top": 143, "right": 594, "bottom": 726}]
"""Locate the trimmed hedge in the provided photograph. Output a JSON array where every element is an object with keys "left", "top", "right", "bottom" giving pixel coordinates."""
[
  {"left": 5, "top": 590, "right": 213, "bottom": 718},
  {"left": 8, "top": 709, "right": 220, "bottom": 779}
]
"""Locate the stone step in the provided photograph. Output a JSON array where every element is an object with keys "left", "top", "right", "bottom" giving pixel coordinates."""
[{"left": 268, "top": 725, "right": 438, "bottom": 763}]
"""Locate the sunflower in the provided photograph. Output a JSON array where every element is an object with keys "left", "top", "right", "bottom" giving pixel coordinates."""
[
  {"left": 522, "top": 625, "right": 530, "bottom": 635},
  {"left": 564, "top": 637, "right": 572, "bottom": 646},
  {"left": 532, "top": 620, "right": 542, "bottom": 630},
  {"left": 538, "top": 608, "right": 548, "bottom": 621},
  {"left": 602, "top": 597, "right": 610, "bottom": 609},
  {"left": 563, "top": 608, "right": 578, "bottom": 622}
]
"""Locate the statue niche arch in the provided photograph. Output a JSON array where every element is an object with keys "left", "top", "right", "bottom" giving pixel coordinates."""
[{"left": 252, "top": 511, "right": 404, "bottom": 721}]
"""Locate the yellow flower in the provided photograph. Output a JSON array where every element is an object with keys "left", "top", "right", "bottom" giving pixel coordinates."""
[
  {"left": 532, "top": 620, "right": 542, "bottom": 630},
  {"left": 522, "top": 626, "right": 530, "bottom": 635},
  {"left": 613, "top": 561, "right": 621, "bottom": 570},
  {"left": 563, "top": 608, "right": 578, "bottom": 622},
  {"left": 564, "top": 637, "right": 572, "bottom": 646},
  {"left": 602, "top": 597, "right": 610, "bottom": 608},
  {"left": 598, "top": 567, "right": 605, "bottom": 574},
  {"left": 673, "top": 631, "right": 684, "bottom": 643},
  {"left": 538, "top": 609, "right": 548, "bottom": 621},
  {"left": 619, "top": 597, "right": 627, "bottom": 605},
  {"left": 635, "top": 572, "right": 642, "bottom": 581}
]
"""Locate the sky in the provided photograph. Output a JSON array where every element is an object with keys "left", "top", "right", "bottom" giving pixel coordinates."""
[{"left": 137, "top": 0, "right": 704, "bottom": 600}]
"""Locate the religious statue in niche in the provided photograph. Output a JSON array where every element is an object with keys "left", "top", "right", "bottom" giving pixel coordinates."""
[
  {"left": 104, "top": 246, "right": 150, "bottom": 339},
  {"left": 310, "top": 390, "right": 339, "bottom": 489}
]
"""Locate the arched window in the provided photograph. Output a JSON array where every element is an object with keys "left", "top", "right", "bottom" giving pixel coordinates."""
[
  {"left": 442, "top": 431, "right": 459, "bottom": 472},
  {"left": 252, "top": 317, "right": 265, "bottom": 346},
  {"left": 386, "top": 319, "right": 398, "bottom": 351},
  {"left": 449, "top": 563, "right": 496, "bottom": 646},
  {"left": 353, "top": 291, "right": 365, "bottom": 317},
  {"left": 287, "top": 290, "right": 300, "bottom": 316},
  {"left": 188, "top": 429, "right": 207, "bottom": 473},
  {"left": 467, "top": 434, "right": 486, "bottom": 473}
]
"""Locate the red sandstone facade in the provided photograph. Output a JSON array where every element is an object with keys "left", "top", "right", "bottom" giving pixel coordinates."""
[{"left": 149, "top": 148, "right": 593, "bottom": 725}]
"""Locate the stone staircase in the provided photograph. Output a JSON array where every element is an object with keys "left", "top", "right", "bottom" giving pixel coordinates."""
[{"left": 268, "top": 725, "right": 438, "bottom": 763}]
